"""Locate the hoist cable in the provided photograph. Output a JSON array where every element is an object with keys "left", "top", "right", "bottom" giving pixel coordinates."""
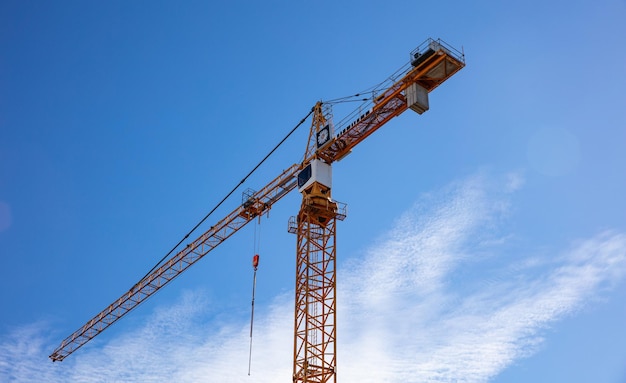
[
  {"left": 256, "top": 219, "right": 262, "bottom": 255},
  {"left": 324, "top": 61, "right": 410, "bottom": 105},
  {"left": 249, "top": 219, "right": 261, "bottom": 375},
  {"left": 248, "top": 262, "right": 258, "bottom": 375},
  {"left": 132, "top": 106, "right": 315, "bottom": 291},
  {"left": 324, "top": 57, "right": 416, "bottom": 117}
]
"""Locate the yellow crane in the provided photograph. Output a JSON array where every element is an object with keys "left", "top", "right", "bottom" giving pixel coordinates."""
[{"left": 50, "top": 37, "right": 465, "bottom": 383}]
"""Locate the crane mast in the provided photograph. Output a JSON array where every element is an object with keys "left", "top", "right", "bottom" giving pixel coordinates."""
[
  {"left": 50, "top": 38, "right": 465, "bottom": 381},
  {"left": 289, "top": 103, "right": 346, "bottom": 383}
]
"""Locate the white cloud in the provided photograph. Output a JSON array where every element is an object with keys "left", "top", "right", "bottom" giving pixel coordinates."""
[{"left": 1, "top": 172, "right": 625, "bottom": 383}]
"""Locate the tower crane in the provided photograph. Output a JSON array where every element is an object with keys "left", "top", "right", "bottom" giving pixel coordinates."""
[{"left": 50, "top": 38, "right": 465, "bottom": 383}]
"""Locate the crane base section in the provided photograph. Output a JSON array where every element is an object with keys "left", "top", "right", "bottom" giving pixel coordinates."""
[{"left": 292, "top": 203, "right": 340, "bottom": 383}]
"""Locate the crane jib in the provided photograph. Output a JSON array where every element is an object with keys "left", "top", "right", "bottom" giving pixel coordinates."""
[{"left": 49, "top": 163, "right": 301, "bottom": 362}]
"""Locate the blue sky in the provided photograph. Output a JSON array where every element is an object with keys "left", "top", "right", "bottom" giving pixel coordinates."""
[{"left": 1, "top": 1, "right": 625, "bottom": 382}]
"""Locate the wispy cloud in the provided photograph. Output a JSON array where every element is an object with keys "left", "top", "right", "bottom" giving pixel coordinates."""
[{"left": 2, "top": 172, "right": 625, "bottom": 383}]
